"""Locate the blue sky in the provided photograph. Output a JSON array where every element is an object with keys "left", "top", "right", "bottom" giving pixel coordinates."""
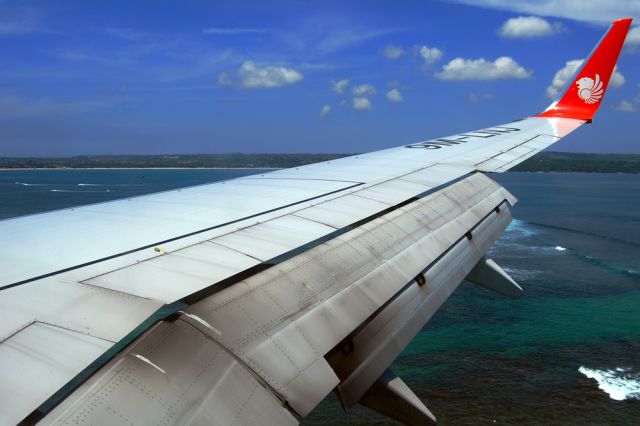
[{"left": 1, "top": 0, "right": 639, "bottom": 156}]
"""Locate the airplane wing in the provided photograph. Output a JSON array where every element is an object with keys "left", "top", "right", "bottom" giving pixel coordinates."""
[{"left": 0, "top": 18, "right": 631, "bottom": 426}]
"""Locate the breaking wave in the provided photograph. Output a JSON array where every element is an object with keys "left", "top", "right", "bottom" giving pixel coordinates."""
[
  {"left": 525, "top": 220, "right": 640, "bottom": 249},
  {"left": 78, "top": 183, "right": 142, "bottom": 187},
  {"left": 50, "top": 189, "right": 111, "bottom": 193},
  {"left": 579, "top": 366, "right": 640, "bottom": 401},
  {"left": 574, "top": 254, "right": 640, "bottom": 281},
  {"left": 504, "top": 219, "right": 537, "bottom": 238},
  {"left": 15, "top": 182, "right": 47, "bottom": 186}
]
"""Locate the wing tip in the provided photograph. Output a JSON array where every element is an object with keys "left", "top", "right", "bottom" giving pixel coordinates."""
[{"left": 536, "top": 17, "right": 632, "bottom": 122}]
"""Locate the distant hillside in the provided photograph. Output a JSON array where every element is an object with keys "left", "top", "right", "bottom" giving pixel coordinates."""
[
  {"left": 511, "top": 152, "right": 640, "bottom": 174},
  {"left": 1, "top": 152, "right": 639, "bottom": 173},
  {"left": 0, "top": 153, "right": 352, "bottom": 169}
]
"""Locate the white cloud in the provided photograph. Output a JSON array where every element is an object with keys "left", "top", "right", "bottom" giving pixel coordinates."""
[
  {"left": 353, "top": 97, "right": 373, "bottom": 110},
  {"left": 202, "top": 28, "right": 268, "bottom": 35},
  {"left": 218, "top": 61, "right": 303, "bottom": 89},
  {"left": 449, "top": 0, "right": 640, "bottom": 25},
  {"left": 386, "top": 88, "right": 403, "bottom": 102},
  {"left": 383, "top": 44, "right": 405, "bottom": 59},
  {"left": 418, "top": 45, "right": 443, "bottom": 66},
  {"left": 613, "top": 100, "right": 636, "bottom": 112},
  {"left": 546, "top": 59, "right": 625, "bottom": 98},
  {"left": 627, "top": 26, "right": 640, "bottom": 46},
  {"left": 546, "top": 59, "right": 581, "bottom": 98},
  {"left": 610, "top": 67, "right": 625, "bottom": 88},
  {"left": 436, "top": 56, "right": 532, "bottom": 80},
  {"left": 469, "top": 92, "right": 494, "bottom": 102},
  {"left": 331, "top": 79, "right": 349, "bottom": 94},
  {"left": 499, "top": 16, "right": 562, "bottom": 38},
  {"left": 352, "top": 84, "right": 376, "bottom": 96},
  {"left": 319, "top": 104, "right": 331, "bottom": 117}
]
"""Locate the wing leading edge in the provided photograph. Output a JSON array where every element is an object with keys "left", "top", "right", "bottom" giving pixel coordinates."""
[{"left": 0, "top": 18, "right": 631, "bottom": 426}]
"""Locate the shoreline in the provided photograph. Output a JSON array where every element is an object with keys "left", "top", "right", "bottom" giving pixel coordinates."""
[
  {"left": 0, "top": 167, "right": 280, "bottom": 171},
  {"left": 1, "top": 168, "right": 638, "bottom": 174},
  {"left": 1, "top": 152, "right": 638, "bottom": 174}
]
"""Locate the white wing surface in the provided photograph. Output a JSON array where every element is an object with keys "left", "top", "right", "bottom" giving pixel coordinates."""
[{"left": 0, "top": 18, "right": 631, "bottom": 426}]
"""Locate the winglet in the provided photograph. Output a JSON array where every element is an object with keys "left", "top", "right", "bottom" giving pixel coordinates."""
[{"left": 537, "top": 18, "right": 632, "bottom": 122}]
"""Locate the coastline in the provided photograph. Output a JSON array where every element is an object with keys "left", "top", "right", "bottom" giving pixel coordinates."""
[
  {"left": 1, "top": 152, "right": 639, "bottom": 174},
  {"left": 2, "top": 168, "right": 638, "bottom": 174},
  {"left": 0, "top": 167, "right": 280, "bottom": 171}
]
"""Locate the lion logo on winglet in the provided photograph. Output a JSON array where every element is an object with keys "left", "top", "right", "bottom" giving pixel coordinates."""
[{"left": 576, "top": 74, "right": 604, "bottom": 104}]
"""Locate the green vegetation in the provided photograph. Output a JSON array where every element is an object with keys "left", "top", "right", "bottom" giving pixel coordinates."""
[
  {"left": 0, "top": 153, "right": 352, "bottom": 169},
  {"left": 1, "top": 152, "right": 639, "bottom": 173},
  {"left": 511, "top": 152, "right": 640, "bottom": 173}
]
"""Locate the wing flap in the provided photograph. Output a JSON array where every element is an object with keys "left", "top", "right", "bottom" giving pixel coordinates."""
[
  {"left": 45, "top": 320, "right": 298, "bottom": 426},
  {"left": 0, "top": 322, "right": 112, "bottom": 426},
  {"left": 329, "top": 185, "right": 513, "bottom": 409}
]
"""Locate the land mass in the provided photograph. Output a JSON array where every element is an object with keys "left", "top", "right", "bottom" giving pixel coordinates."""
[{"left": 1, "top": 152, "right": 639, "bottom": 173}]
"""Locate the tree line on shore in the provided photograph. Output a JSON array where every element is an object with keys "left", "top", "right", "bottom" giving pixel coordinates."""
[{"left": 1, "top": 152, "right": 639, "bottom": 173}]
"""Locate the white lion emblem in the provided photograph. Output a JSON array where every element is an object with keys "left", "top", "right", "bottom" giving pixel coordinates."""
[{"left": 576, "top": 74, "right": 604, "bottom": 104}]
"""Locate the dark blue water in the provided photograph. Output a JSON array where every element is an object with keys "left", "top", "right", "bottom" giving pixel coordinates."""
[
  {"left": 1, "top": 170, "right": 639, "bottom": 424},
  {"left": 0, "top": 169, "right": 272, "bottom": 220}
]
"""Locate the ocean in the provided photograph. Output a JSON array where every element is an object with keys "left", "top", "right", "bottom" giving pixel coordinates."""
[{"left": 1, "top": 169, "right": 639, "bottom": 425}]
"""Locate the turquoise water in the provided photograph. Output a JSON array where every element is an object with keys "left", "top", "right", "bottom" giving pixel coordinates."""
[{"left": 1, "top": 170, "right": 639, "bottom": 424}]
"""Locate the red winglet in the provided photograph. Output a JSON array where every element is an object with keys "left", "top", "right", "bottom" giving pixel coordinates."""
[{"left": 537, "top": 18, "right": 632, "bottom": 122}]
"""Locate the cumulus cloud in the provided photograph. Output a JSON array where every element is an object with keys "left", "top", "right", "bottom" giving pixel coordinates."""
[
  {"left": 449, "top": 0, "right": 640, "bottom": 25},
  {"left": 383, "top": 44, "right": 405, "bottom": 59},
  {"left": 353, "top": 97, "right": 373, "bottom": 110},
  {"left": 319, "top": 104, "right": 331, "bottom": 117},
  {"left": 546, "top": 59, "right": 581, "bottom": 98},
  {"left": 352, "top": 84, "right": 376, "bottom": 96},
  {"left": 627, "top": 26, "right": 640, "bottom": 47},
  {"left": 613, "top": 100, "right": 636, "bottom": 112},
  {"left": 418, "top": 45, "right": 443, "bottom": 66},
  {"left": 331, "top": 79, "right": 349, "bottom": 94},
  {"left": 386, "top": 89, "right": 403, "bottom": 102},
  {"left": 469, "top": 93, "right": 494, "bottom": 103},
  {"left": 499, "top": 16, "right": 562, "bottom": 38},
  {"left": 610, "top": 67, "right": 625, "bottom": 88},
  {"left": 217, "top": 61, "right": 303, "bottom": 89},
  {"left": 436, "top": 56, "right": 531, "bottom": 80},
  {"left": 546, "top": 59, "right": 625, "bottom": 98}
]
